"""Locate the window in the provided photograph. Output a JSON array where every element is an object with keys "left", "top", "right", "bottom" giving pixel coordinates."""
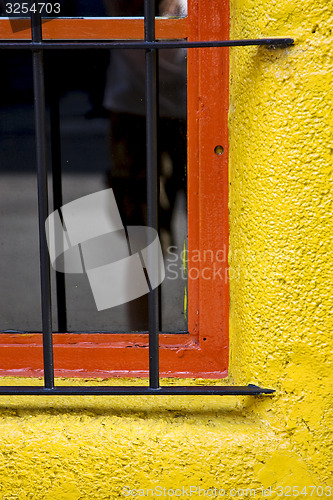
[{"left": 0, "top": 0, "right": 229, "bottom": 380}]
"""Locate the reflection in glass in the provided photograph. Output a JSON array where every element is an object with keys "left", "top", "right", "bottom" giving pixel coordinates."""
[
  {"left": 0, "top": 15, "right": 187, "bottom": 332},
  {"left": 0, "top": 54, "right": 42, "bottom": 332},
  {"left": 104, "top": 45, "right": 187, "bottom": 331}
]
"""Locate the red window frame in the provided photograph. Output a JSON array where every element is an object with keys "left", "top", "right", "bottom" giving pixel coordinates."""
[{"left": 0, "top": 0, "right": 229, "bottom": 378}]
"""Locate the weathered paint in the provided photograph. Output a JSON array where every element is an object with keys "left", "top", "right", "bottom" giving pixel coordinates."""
[{"left": 0, "top": 0, "right": 332, "bottom": 497}]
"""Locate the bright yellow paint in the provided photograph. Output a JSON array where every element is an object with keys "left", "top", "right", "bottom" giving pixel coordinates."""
[
  {"left": 0, "top": 0, "right": 332, "bottom": 498},
  {"left": 228, "top": 0, "right": 333, "bottom": 494},
  {"left": 0, "top": 377, "right": 282, "bottom": 499}
]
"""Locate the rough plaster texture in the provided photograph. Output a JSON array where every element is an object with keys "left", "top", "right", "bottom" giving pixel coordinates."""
[
  {"left": 0, "top": 0, "right": 332, "bottom": 497},
  {"left": 0, "top": 379, "right": 282, "bottom": 499},
  {"left": 228, "top": 0, "right": 333, "bottom": 492}
]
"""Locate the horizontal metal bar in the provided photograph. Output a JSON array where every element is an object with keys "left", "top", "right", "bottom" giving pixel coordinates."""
[
  {"left": 0, "top": 385, "right": 274, "bottom": 395},
  {"left": 0, "top": 330, "right": 188, "bottom": 334},
  {"left": 0, "top": 38, "right": 294, "bottom": 50}
]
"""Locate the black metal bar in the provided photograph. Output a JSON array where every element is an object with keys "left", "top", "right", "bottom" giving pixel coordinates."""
[
  {"left": 0, "top": 329, "right": 188, "bottom": 334},
  {"left": 0, "top": 385, "right": 274, "bottom": 396},
  {"left": 144, "top": 1, "right": 155, "bottom": 42},
  {"left": 0, "top": 20, "right": 282, "bottom": 396},
  {"left": 0, "top": 38, "right": 294, "bottom": 50},
  {"left": 49, "top": 78, "right": 68, "bottom": 333},
  {"left": 145, "top": 0, "right": 159, "bottom": 389},
  {"left": 31, "top": 8, "right": 54, "bottom": 389}
]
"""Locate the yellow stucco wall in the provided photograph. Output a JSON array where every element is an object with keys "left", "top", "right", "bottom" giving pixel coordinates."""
[
  {"left": 228, "top": 0, "right": 333, "bottom": 491},
  {"left": 0, "top": 0, "right": 332, "bottom": 498}
]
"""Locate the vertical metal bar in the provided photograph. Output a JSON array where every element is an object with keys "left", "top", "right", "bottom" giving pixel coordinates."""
[
  {"left": 49, "top": 82, "right": 68, "bottom": 333},
  {"left": 144, "top": 0, "right": 159, "bottom": 389},
  {"left": 31, "top": 8, "right": 54, "bottom": 388}
]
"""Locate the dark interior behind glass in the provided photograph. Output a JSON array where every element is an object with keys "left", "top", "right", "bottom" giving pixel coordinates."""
[{"left": 0, "top": 14, "right": 188, "bottom": 333}]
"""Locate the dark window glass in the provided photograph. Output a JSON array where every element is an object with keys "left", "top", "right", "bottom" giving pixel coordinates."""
[{"left": 0, "top": 42, "right": 187, "bottom": 333}]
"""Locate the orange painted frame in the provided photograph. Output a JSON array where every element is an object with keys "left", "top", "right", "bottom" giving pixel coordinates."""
[{"left": 0, "top": 0, "right": 229, "bottom": 378}]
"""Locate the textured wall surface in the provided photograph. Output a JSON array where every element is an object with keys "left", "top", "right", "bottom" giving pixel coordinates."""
[
  {"left": 228, "top": 0, "right": 333, "bottom": 491},
  {"left": 0, "top": 0, "right": 332, "bottom": 498},
  {"left": 0, "top": 378, "right": 283, "bottom": 499}
]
